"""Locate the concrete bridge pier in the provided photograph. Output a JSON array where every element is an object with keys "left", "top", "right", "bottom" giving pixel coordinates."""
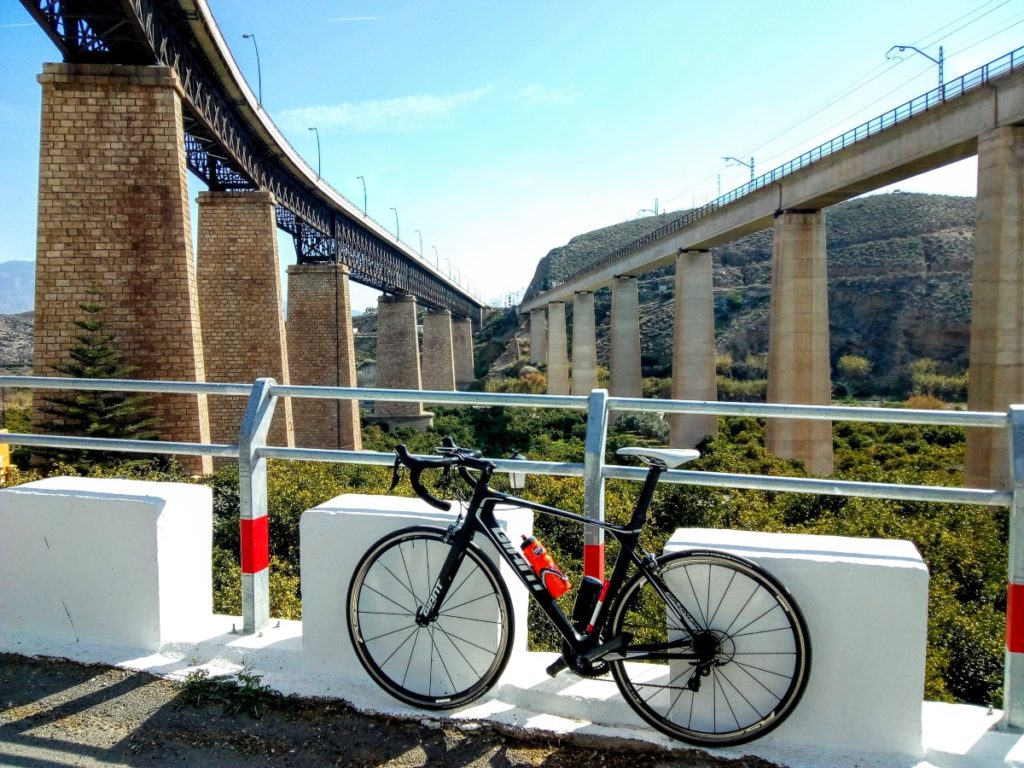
[
  {"left": 371, "top": 293, "right": 432, "bottom": 430},
  {"left": 421, "top": 309, "right": 456, "bottom": 391},
  {"left": 546, "top": 302, "right": 570, "bottom": 395},
  {"left": 529, "top": 308, "right": 547, "bottom": 365},
  {"left": 33, "top": 62, "right": 211, "bottom": 472},
  {"left": 610, "top": 276, "right": 642, "bottom": 414},
  {"left": 452, "top": 317, "right": 476, "bottom": 390},
  {"left": 197, "top": 190, "right": 293, "bottom": 451},
  {"left": 765, "top": 210, "right": 833, "bottom": 475},
  {"left": 571, "top": 292, "right": 598, "bottom": 396},
  {"left": 671, "top": 250, "right": 718, "bottom": 448},
  {"left": 966, "top": 126, "right": 1024, "bottom": 490},
  {"left": 285, "top": 264, "right": 361, "bottom": 450}
]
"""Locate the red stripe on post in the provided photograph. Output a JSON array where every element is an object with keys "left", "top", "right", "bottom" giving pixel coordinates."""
[
  {"left": 1008, "top": 583, "right": 1024, "bottom": 653},
  {"left": 240, "top": 516, "right": 269, "bottom": 574},
  {"left": 583, "top": 543, "right": 605, "bottom": 581}
]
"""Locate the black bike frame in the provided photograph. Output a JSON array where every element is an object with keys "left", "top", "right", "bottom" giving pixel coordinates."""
[{"left": 416, "top": 459, "right": 704, "bottom": 663}]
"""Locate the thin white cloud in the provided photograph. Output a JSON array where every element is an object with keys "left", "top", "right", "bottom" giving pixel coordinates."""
[
  {"left": 517, "top": 84, "right": 582, "bottom": 105},
  {"left": 279, "top": 86, "right": 494, "bottom": 132}
]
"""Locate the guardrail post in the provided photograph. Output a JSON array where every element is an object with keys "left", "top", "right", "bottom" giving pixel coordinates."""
[
  {"left": 583, "top": 388, "right": 609, "bottom": 579},
  {"left": 1005, "top": 404, "right": 1024, "bottom": 729},
  {"left": 239, "top": 377, "right": 277, "bottom": 634}
]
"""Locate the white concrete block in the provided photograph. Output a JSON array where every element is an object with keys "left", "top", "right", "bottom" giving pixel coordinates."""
[
  {"left": 0, "top": 477, "right": 212, "bottom": 652},
  {"left": 666, "top": 528, "right": 928, "bottom": 756},
  {"left": 300, "top": 493, "right": 532, "bottom": 683}
]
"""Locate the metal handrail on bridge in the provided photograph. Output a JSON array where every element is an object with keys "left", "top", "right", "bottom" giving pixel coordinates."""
[
  {"left": 1, "top": 375, "right": 1023, "bottom": 726},
  {"left": 538, "top": 45, "right": 1024, "bottom": 294}
]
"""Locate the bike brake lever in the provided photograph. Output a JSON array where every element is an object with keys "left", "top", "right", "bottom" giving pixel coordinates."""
[{"left": 388, "top": 455, "right": 402, "bottom": 493}]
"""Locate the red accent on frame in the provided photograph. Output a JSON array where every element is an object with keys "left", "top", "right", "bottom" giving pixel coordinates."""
[
  {"left": 583, "top": 543, "right": 605, "bottom": 581},
  {"left": 1009, "top": 583, "right": 1024, "bottom": 653},
  {"left": 240, "top": 516, "right": 269, "bottom": 574}
]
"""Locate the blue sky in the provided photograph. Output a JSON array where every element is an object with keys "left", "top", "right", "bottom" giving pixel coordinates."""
[{"left": 1, "top": 1, "right": 1023, "bottom": 313}]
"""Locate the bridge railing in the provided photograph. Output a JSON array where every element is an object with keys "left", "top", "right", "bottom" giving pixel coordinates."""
[
  {"left": 540, "top": 45, "right": 1024, "bottom": 293},
  {"left": 1, "top": 375, "right": 1022, "bottom": 725}
]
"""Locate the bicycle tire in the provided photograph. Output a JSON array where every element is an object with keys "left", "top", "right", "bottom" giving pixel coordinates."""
[
  {"left": 347, "top": 526, "right": 514, "bottom": 709},
  {"left": 609, "top": 549, "right": 810, "bottom": 746}
]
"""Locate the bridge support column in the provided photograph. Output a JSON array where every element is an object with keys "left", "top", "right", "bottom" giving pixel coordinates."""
[
  {"left": 671, "top": 250, "right": 718, "bottom": 448},
  {"left": 198, "top": 191, "right": 293, "bottom": 452},
  {"left": 372, "top": 294, "right": 433, "bottom": 429},
  {"left": 421, "top": 309, "right": 456, "bottom": 391},
  {"left": 546, "top": 302, "right": 570, "bottom": 395},
  {"left": 610, "top": 276, "right": 642, "bottom": 415},
  {"left": 452, "top": 317, "right": 476, "bottom": 390},
  {"left": 285, "top": 264, "right": 361, "bottom": 450},
  {"left": 967, "top": 126, "right": 1024, "bottom": 489},
  {"left": 529, "top": 308, "right": 548, "bottom": 365},
  {"left": 766, "top": 210, "right": 833, "bottom": 475},
  {"left": 572, "top": 292, "right": 598, "bottom": 396},
  {"left": 33, "top": 63, "right": 210, "bottom": 471}
]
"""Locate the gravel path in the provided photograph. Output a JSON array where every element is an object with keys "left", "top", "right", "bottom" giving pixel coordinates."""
[{"left": 0, "top": 654, "right": 781, "bottom": 768}]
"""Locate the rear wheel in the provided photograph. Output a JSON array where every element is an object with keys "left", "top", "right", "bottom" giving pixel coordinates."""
[
  {"left": 347, "top": 526, "right": 514, "bottom": 709},
  {"left": 609, "top": 550, "right": 810, "bottom": 746}
]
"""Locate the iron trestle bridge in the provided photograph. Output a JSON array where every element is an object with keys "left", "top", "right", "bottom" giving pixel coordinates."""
[{"left": 19, "top": 0, "right": 483, "bottom": 321}]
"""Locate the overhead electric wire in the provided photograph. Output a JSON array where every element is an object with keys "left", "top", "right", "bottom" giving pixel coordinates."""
[{"left": 660, "top": 0, "right": 1020, "bottom": 210}]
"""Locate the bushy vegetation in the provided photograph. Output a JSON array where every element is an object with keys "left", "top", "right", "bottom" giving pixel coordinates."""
[{"left": 0, "top": 390, "right": 1006, "bottom": 708}]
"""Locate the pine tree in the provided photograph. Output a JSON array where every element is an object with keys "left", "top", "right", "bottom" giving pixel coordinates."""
[{"left": 39, "top": 294, "right": 159, "bottom": 471}]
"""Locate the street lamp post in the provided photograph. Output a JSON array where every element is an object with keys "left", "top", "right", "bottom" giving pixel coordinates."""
[
  {"left": 308, "top": 127, "right": 320, "bottom": 179},
  {"left": 432, "top": 246, "right": 440, "bottom": 268},
  {"left": 415, "top": 229, "right": 423, "bottom": 256},
  {"left": 241, "top": 33, "right": 262, "bottom": 107},
  {"left": 356, "top": 176, "right": 367, "bottom": 217},
  {"left": 389, "top": 207, "right": 400, "bottom": 240},
  {"left": 886, "top": 44, "right": 944, "bottom": 93},
  {"left": 722, "top": 155, "right": 755, "bottom": 182}
]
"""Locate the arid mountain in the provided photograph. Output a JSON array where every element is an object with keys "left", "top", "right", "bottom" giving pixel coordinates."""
[
  {"left": 524, "top": 192, "right": 975, "bottom": 390},
  {"left": 0, "top": 312, "right": 33, "bottom": 373}
]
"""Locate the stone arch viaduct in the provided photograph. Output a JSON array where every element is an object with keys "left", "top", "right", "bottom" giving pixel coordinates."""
[
  {"left": 19, "top": 0, "right": 484, "bottom": 472},
  {"left": 522, "top": 47, "right": 1024, "bottom": 490}
]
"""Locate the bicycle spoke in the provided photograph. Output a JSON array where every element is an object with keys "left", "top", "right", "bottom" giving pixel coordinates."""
[
  {"left": 349, "top": 529, "right": 513, "bottom": 709},
  {"left": 610, "top": 553, "right": 809, "bottom": 746},
  {"left": 360, "top": 580, "right": 416, "bottom": 616},
  {"left": 706, "top": 568, "right": 738, "bottom": 628}
]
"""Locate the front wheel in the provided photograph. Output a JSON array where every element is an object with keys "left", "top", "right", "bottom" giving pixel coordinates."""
[
  {"left": 347, "top": 526, "right": 514, "bottom": 709},
  {"left": 609, "top": 550, "right": 810, "bottom": 746}
]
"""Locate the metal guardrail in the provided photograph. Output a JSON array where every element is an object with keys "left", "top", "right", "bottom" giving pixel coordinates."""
[
  {"left": 537, "top": 45, "right": 1024, "bottom": 294},
  {"left": 1, "top": 375, "right": 1022, "bottom": 725}
]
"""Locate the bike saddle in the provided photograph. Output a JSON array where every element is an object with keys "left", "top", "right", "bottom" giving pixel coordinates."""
[{"left": 617, "top": 446, "right": 699, "bottom": 468}]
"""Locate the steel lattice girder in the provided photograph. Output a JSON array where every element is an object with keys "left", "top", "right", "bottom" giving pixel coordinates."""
[{"left": 19, "top": 0, "right": 481, "bottom": 320}]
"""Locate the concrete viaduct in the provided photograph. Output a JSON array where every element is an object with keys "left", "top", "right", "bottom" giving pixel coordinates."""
[
  {"left": 20, "top": 0, "right": 485, "bottom": 472},
  {"left": 522, "top": 47, "right": 1024, "bottom": 490}
]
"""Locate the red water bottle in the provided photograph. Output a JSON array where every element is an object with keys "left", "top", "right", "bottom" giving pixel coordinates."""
[{"left": 520, "top": 535, "right": 571, "bottom": 598}]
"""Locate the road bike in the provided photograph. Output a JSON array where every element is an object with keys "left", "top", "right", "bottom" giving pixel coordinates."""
[{"left": 346, "top": 438, "right": 810, "bottom": 746}]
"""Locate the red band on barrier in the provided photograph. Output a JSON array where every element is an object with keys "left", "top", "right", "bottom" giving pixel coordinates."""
[
  {"left": 583, "top": 543, "right": 605, "bottom": 581},
  {"left": 240, "top": 516, "right": 269, "bottom": 574},
  {"left": 1008, "top": 583, "right": 1024, "bottom": 653}
]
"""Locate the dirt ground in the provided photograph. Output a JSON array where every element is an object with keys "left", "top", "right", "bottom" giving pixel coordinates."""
[{"left": 0, "top": 654, "right": 783, "bottom": 767}]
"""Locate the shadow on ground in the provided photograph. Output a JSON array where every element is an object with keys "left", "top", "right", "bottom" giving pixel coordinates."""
[{"left": 0, "top": 654, "right": 775, "bottom": 768}]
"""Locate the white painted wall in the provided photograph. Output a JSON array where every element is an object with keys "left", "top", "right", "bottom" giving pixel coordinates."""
[
  {"left": 666, "top": 527, "right": 929, "bottom": 757},
  {"left": 0, "top": 480, "right": 937, "bottom": 761},
  {"left": 300, "top": 493, "right": 533, "bottom": 681},
  {"left": 0, "top": 477, "right": 212, "bottom": 651}
]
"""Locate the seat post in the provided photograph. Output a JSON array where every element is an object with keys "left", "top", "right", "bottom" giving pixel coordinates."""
[{"left": 628, "top": 461, "right": 666, "bottom": 530}]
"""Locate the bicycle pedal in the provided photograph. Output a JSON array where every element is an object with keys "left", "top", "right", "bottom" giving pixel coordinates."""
[{"left": 545, "top": 656, "right": 568, "bottom": 677}]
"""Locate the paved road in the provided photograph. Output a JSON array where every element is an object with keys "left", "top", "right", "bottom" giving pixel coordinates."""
[{"left": 0, "top": 654, "right": 777, "bottom": 768}]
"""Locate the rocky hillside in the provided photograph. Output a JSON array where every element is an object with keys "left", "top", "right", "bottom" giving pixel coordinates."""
[
  {"left": 0, "top": 312, "right": 34, "bottom": 373},
  {"left": 525, "top": 192, "right": 975, "bottom": 390}
]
